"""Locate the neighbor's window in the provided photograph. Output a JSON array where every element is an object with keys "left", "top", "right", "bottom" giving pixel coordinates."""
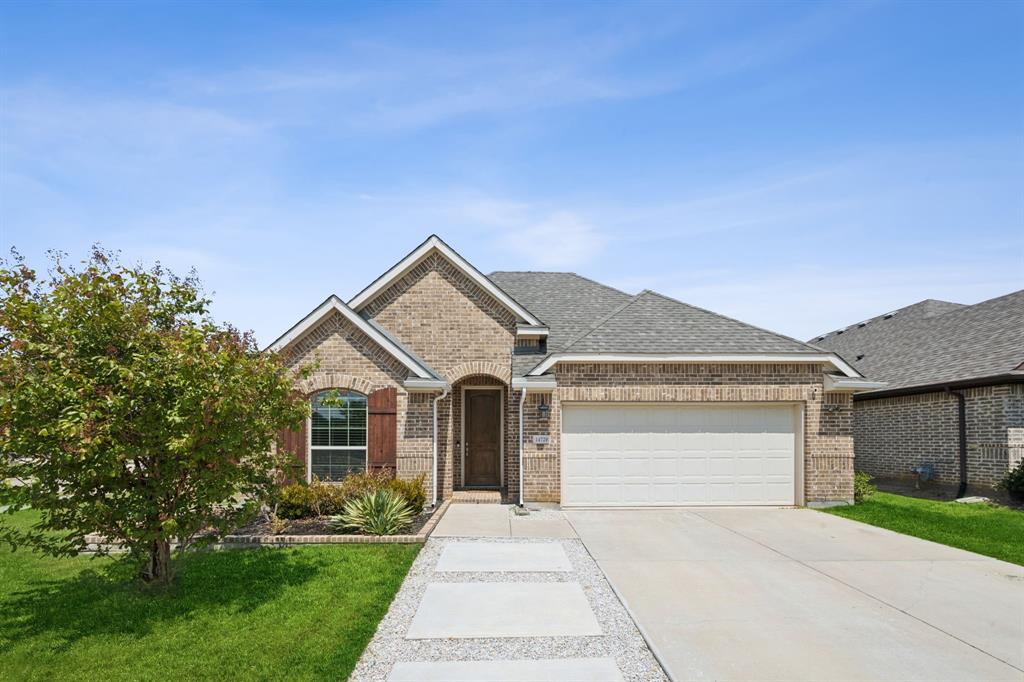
[{"left": 309, "top": 389, "right": 367, "bottom": 481}]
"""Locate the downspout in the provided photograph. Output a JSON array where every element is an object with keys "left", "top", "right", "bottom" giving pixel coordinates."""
[
  {"left": 518, "top": 387, "right": 527, "bottom": 507},
  {"left": 945, "top": 387, "right": 968, "bottom": 498},
  {"left": 431, "top": 385, "right": 449, "bottom": 508}
]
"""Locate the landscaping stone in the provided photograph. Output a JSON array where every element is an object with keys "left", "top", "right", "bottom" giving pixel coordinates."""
[
  {"left": 387, "top": 657, "right": 624, "bottom": 681},
  {"left": 349, "top": 536, "right": 667, "bottom": 682}
]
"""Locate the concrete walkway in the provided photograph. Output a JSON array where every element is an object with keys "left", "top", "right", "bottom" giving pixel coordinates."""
[
  {"left": 566, "top": 507, "right": 1024, "bottom": 682},
  {"left": 351, "top": 505, "right": 666, "bottom": 682}
]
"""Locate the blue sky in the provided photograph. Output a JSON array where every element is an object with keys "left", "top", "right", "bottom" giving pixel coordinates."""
[{"left": 1, "top": 0, "right": 1021, "bottom": 344}]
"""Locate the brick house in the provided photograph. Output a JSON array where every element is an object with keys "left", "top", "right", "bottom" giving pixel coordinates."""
[
  {"left": 813, "top": 291, "right": 1024, "bottom": 493},
  {"left": 269, "top": 235, "right": 881, "bottom": 508}
]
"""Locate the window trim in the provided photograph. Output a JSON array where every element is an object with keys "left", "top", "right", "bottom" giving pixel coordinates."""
[{"left": 307, "top": 389, "right": 369, "bottom": 483}]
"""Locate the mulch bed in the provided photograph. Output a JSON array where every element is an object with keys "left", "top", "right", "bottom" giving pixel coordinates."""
[{"left": 234, "top": 507, "right": 438, "bottom": 538}]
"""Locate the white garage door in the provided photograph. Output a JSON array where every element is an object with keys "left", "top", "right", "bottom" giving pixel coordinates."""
[{"left": 562, "top": 404, "right": 798, "bottom": 506}]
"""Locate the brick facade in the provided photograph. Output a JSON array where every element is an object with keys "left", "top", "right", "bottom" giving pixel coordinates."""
[
  {"left": 278, "top": 251, "right": 858, "bottom": 506},
  {"left": 854, "top": 383, "right": 1024, "bottom": 488},
  {"left": 520, "top": 362, "right": 855, "bottom": 504}
]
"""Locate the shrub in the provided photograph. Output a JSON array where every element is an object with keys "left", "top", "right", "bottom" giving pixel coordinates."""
[
  {"left": 330, "top": 490, "right": 415, "bottom": 536},
  {"left": 388, "top": 474, "right": 427, "bottom": 514},
  {"left": 337, "top": 470, "right": 393, "bottom": 503},
  {"left": 854, "top": 471, "right": 877, "bottom": 503},
  {"left": 276, "top": 483, "right": 312, "bottom": 519},
  {"left": 997, "top": 459, "right": 1024, "bottom": 500},
  {"left": 307, "top": 478, "right": 347, "bottom": 516}
]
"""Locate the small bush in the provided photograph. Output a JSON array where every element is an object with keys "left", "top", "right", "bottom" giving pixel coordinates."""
[
  {"left": 388, "top": 474, "right": 427, "bottom": 514},
  {"left": 276, "top": 483, "right": 313, "bottom": 519},
  {"left": 997, "top": 459, "right": 1024, "bottom": 500},
  {"left": 331, "top": 490, "right": 415, "bottom": 536},
  {"left": 854, "top": 471, "right": 877, "bottom": 503},
  {"left": 307, "top": 478, "right": 347, "bottom": 516},
  {"left": 337, "top": 470, "right": 393, "bottom": 502}
]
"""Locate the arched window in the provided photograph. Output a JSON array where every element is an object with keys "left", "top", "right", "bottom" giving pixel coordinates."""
[{"left": 309, "top": 389, "right": 367, "bottom": 482}]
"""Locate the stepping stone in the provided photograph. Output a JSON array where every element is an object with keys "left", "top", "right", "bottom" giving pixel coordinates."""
[
  {"left": 436, "top": 542, "right": 572, "bottom": 572},
  {"left": 406, "top": 582, "right": 602, "bottom": 639},
  {"left": 387, "top": 657, "right": 624, "bottom": 682}
]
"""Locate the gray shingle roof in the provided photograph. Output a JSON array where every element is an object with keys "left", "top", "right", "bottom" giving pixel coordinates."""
[
  {"left": 812, "top": 290, "right": 1024, "bottom": 391},
  {"left": 490, "top": 273, "right": 825, "bottom": 376},
  {"left": 488, "top": 272, "right": 633, "bottom": 351},
  {"left": 561, "top": 290, "right": 820, "bottom": 354}
]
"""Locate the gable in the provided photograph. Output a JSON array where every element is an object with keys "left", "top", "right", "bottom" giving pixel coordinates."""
[
  {"left": 361, "top": 252, "right": 517, "bottom": 377},
  {"left": 349, "top": 235, "right": 542, "bottom": 326},
  {"left": 266, "top": 295, "right": 439, "bottom": 380}
]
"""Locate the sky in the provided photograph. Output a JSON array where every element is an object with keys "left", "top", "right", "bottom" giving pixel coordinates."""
[{"left": 1, "top": 0, "right": 1021, "bottom": 345}]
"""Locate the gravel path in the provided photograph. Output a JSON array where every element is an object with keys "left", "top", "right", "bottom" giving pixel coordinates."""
[{"left": 350, "top": 535, "right": 668, "bottom": 682}]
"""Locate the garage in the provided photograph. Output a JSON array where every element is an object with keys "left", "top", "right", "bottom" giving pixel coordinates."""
[{"left": 561, "top": 403, "right": 800, "bottom": 506}]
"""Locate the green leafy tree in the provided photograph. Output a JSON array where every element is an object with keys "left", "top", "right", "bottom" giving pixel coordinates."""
[{"left": 0, "top": 247, "right": 309, "bottom": 584}]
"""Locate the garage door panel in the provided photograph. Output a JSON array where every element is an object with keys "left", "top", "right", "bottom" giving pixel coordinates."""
[{"left": 562, "top": 404, "right": 797, "bottom": 507}]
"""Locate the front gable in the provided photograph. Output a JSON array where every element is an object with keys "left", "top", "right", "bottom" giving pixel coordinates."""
[
  {"left": 360, "top": 251, "right": 518, "bottom": 378},
  {"left": 347, "top": 236, "right": 543, "bottom": 379}
]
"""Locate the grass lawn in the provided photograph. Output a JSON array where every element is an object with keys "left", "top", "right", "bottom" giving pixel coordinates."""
[
  {"left": 823, "top": 491, "right": 1024, "bottom": 566},
  {"left": 0, "top": 509, "right": 418, "bottom": 681}
]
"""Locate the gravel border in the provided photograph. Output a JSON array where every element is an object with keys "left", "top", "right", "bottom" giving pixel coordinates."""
[{"left": 350, "top": 535, "right": 669, "bottom": 682}]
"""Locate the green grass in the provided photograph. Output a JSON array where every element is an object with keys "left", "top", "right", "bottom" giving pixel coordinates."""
[
  {"left": 0, "top": 509, "right": 419, "bottom": 681},
  {"left": 823, "top": 491, "right": 1024, "bottom": 566}
]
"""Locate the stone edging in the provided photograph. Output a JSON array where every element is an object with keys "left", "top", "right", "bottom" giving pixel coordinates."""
[
  {"left": 81, "top": 500, "right": 452, "bottom": 552},
  {"left": 220, "top": 499, "right": 451, "bottom": 546}
]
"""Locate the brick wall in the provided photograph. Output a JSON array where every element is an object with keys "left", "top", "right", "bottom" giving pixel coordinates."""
[
  {"left": 524, "top": 362, "right": 854, "bottom": 504},
  {"left": 281, "top": 310, "right": 434, "bottom": 494},
  {"left": 854, "top": 383, "right": 1023, "bottom": 488},
  {"left": 362, "top": 252, "right": 516, "bottom": 377}
]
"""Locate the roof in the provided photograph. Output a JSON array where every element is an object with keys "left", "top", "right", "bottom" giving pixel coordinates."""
[
  {"left": 561, "top": 290, "right": 819, "bottom": 354},
  {"left": 812, "top": 290, "right": 1024, "bottom": 392},
  {"left": 265, "top": 295, "right": 440, "bottom": 380},
  {"left": 490, "top": 273, "right": 854, "bottom": 377},
  {"left": 487, "top": 272, "right": 633, "bottom": 351}
]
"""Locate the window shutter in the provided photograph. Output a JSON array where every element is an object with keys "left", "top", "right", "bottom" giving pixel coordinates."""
[
  {"left": 368, "top": 387, "right": 397, "bottom": 475},
  {"left": 278, "top": 420, "right": 307, "bottom": 482}
]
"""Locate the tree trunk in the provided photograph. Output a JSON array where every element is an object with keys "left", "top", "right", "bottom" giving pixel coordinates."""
[{"left": 141, "top": 538, "right": 173, "bottom": 584}]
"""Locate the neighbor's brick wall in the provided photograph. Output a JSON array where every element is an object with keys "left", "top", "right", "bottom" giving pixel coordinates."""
[
  {"left": 281, "top": 310, "right": 434, "bottom": 495},
  {"left": 523, "top": 362, "right": 854, "bottom": 504},
  {"left": 854, "top": 383, "right": 1023, "bottom": 488}
]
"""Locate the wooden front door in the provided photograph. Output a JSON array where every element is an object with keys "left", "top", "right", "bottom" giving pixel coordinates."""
[{"left": 464, "top": 389, "right": 502, "bottom": 487}]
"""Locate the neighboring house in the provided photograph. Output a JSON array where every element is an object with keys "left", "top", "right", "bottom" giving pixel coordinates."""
[
  {"left": 813, "top": 291, "right": 1024, "bottom": 492},
  {"left": 268, "top": 235, "right": 881, "bottom": 508}
]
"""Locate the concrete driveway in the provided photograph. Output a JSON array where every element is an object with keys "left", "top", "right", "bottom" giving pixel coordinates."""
[{"left": 565, "top": 508, "right": 1024, "bottom": 682}]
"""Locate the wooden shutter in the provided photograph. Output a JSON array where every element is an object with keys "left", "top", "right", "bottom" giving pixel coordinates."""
[
  {"left": 368, "top": 387, "right": 397, "bottom": 476},
  {"left": 278, "top": 419, "right": 307, "bottom": 483}
]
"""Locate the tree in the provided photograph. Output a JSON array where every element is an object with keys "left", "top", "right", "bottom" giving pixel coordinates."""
[{"left": 0, "top": 247, "right": 309, "bottom": 584}]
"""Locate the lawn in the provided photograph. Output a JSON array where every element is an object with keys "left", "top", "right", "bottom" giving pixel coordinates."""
[
  {"left": 0, "top": 509, "right": 418, "bottom": 681},
  {"left": 823, "top": 491, "right": 1024, "bottom": 566}
]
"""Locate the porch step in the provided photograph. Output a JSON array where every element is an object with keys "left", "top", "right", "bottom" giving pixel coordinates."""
[{"left": 451, "top": 489, "right": 503, "bottom": 504}]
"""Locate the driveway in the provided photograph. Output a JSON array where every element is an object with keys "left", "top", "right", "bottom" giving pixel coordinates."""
[{"left": 565, "top": 507, "right": 1024, "bottom": 682}]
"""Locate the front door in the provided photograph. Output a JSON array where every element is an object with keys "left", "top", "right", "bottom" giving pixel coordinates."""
[{"left": 465, "top": 389, "right": 502, "bottom": 487}]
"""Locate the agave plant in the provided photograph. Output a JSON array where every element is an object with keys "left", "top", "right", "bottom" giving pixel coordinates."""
[{"left": 330, "top": 489, "right": 415, "bottom": 535}]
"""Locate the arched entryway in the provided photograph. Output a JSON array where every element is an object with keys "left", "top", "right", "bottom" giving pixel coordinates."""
[{"left": 451, "top": 374, "right": 508, "bottom": 493}]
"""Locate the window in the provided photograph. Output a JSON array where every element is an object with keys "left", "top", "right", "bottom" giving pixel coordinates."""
[{"left": 309, "top": 390, "right": 367, "bottom": 482}]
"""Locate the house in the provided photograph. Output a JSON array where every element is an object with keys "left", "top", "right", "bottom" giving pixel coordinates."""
[
  {"left": 268, "top": 235, "right": 882, "bottom": 508},
  {"left": 812, "top": 291, "right": 1024, "bottom": 493}
]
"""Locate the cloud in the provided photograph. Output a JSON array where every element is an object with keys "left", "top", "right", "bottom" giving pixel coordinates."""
[{"left": 496, "top": 211, "right": 607, "bottom": 269}]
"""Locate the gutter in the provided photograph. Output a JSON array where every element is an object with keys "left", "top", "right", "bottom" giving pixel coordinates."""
[
  {"left": 431, "top": 385, "right": 450, "bottom": 508},
  {"left": 853, "top": 372, "right": 1024, "bottom": 401},
  {"left": 946, "top": 387, "right": 969, "bottom": 498},
  {"left": 518, "top": 387, "right": 527, "bottom": 507}
]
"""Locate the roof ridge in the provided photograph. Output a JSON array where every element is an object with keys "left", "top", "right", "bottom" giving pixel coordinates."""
[
  {"left": 488, "top": 270, "right": 633, "bottom": 298},
  {"left": 641, "top": 289, "right": 822, "bottom": 352},
  {"left": 560, "top": 291, "right": 647, "bottom": 351}
]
